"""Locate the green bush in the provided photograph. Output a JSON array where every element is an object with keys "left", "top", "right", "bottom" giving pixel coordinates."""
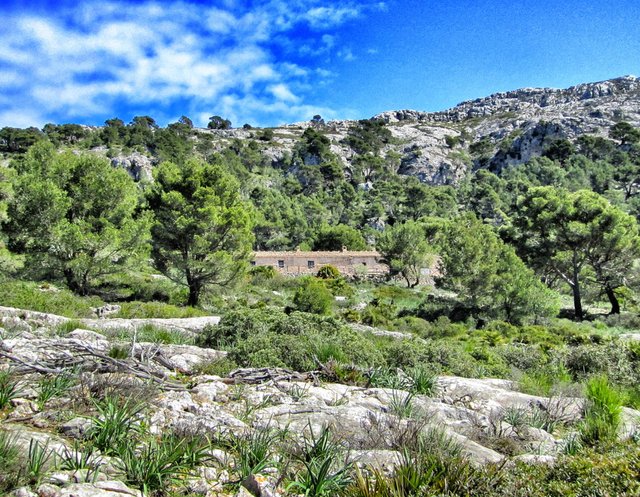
[
  {"left": 200, "top": 308, "right": 384, "bottom": 372},
  {"left": 292, "top": 278, "right": 333, "bottom": 315},
  {"left": 324, "top": 277, "right": 355, "bottom": 297},
  {"left": 580, "top": 375, "right": 624, "bottom": 445},
  {"left": 361, "top": 299, "right": 398, "bottom": 327},
  {"left": 498, "top": 442, "right": 640, "bottom": 497},
  {"left": 379, "top": 338, "right": 482, "bottom": 377},
  {"left": 317, "top": 265, "right": 340, "bottom": 279},
  {"left": 561, "top": 342, "right": 638, "bottom": 386},
  {"left": 498, "top": 344, "right": 548, "bottom": 372},
  {"left": 517, "top": 364, "right": 572, "bottom": 397},
  {"left": 249, "top": 264, "right": 277, "bottom": 280}
]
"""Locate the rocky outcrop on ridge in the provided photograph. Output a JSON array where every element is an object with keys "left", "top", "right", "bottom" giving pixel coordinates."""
[{"left": 190, "top": 76, "right": 640, "bottom": 185}]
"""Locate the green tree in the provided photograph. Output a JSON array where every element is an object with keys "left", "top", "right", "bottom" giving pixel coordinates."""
[
  {"left": 0, "top": 127, "right": 43, "bottom": 153},
  {"left": 376, "top": 221, "right": 434, "bottom": 288},
  {"left": 0, "top": 166, "right": 22, "bottom": 273},
  {"left": 207, "top": 116, "right": 232, "bottom": 130},
  {"left": 292, "top": 278, "right": 333, "bottom": 315},
  {"left": 431, "top": 214, "right": 558, "bottom": 323},
  {"left": 251, "top": 186, "right": 310, "bottom": 250},
  {"left": 510, "top": 187, "right": 640, "bottom": 318},
  {"left": 7, "top": 143, "right": 151, "bottom": 294},
  {"left": 312, "top": 224, "right": 368, "bottom": 251},
  {"left": 610, "top": 121, "right": 640, "bottom": 145},
  {"left": 147, "top": 157, "right": 254, "bottom": 306}
]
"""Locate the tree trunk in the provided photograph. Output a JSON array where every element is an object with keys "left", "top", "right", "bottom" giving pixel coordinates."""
[
  {"left": 187, "top": 282, "right": 200, "bottom": 307},
  {"left": 572, "top": 255, "right": 583, "bottom": 321},
  {"left": 64, "top": 268, "right": 83, "bottom": 295},
  {"left": 606, "top": 286, "right": 621, "bottom": 314}
]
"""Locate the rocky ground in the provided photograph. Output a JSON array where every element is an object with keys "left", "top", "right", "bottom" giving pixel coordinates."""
[{"left": 1, "top": 306, "right": 638, "bottom": 497}]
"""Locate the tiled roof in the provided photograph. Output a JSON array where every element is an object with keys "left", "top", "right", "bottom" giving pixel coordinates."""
[{"left": 253, "top": 250, "right": 381, "bottom": 257}]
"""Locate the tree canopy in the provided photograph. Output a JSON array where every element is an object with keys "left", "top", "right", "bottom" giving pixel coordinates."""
[
  {"left": 509, "top": 187, "right": 640, "bottom": 319},
  {"left": 5, "top": 142, "right": 151, "bottom": 294},
  {"left": 147, "top": 157, "right": 254, "bottom": 305},
  {"left": 376, "top": 220, "right": 434, "bottom": 288}
]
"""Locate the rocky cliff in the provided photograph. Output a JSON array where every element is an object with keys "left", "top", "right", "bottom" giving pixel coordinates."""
[{"left": 188, "top": 76, "right": 640, "bottom": 186}]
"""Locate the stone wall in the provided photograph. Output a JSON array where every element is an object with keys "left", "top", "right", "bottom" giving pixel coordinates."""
[{"left": 252, "top": 249, "right": 388, "bottom": 276}]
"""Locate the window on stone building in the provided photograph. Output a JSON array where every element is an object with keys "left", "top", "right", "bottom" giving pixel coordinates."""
[{"left": 307, "top": 260, "right": 315, "bottom": 269}]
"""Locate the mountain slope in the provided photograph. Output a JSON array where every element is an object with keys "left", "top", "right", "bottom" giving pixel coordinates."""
[{"left": 197, "top": 76, "right": 639, "bottom": 186}]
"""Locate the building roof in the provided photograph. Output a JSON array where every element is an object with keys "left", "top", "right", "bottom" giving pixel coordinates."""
[{"left": 253, "top": 250, "right": 381, "bottom": 258}]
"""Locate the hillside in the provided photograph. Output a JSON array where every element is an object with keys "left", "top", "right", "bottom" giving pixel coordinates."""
[
  {"left": 188, "top": 75, "right": 640, "bottom": 185},
  {"left": 3, "top": 76, "right": 640, "bottom": 188},
  {"left": 1, "top": 77, "right": 640, "bottom": 496}
]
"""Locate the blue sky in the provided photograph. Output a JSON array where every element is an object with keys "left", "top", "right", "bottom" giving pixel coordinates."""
[{"left": 1, "top": 0, "right": 639, "bottom": 128}]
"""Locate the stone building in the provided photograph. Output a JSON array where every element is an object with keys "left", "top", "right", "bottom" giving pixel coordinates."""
[{"left": 251, "top": 248, "right": 387, "bottom": 277}]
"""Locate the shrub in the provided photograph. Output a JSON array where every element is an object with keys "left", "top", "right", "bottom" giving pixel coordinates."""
[
  {"left": 361, "top": 299, "right": 398, "bottom": 327},
  {"left": 118, "top": 434, "right": 210, "bottom": 496},
  {"left": 230, "top": 427, "right": 283, "bottom": 479},
  {"left": 22, "top": 439, "right": 54, "bottom": 485},
  {"left": 317, "top": 265, "right": 340, "bottom": 279},
  {"left": 379, "top": 338, "right": 480, "bottom": 377},
  {"left": 498, "top": 343, "right": 548, "bottom": 372},
  {"left": 55, "top": 320, "right": 87, "bottom": 335},
  {"left": 201, "top": 309, "right": 384, "bottom": 372},
  {"left": 509, "top": 442, "right": 640, "bottom": 497},
  {"left": 517, "top": 364, "right": 572, "bottom": 397},
  {"left": 580, "top": 375, "right": 624, "bottom": 445},
  {"left": 59, "top": 440, "right": 102, "bottom": 473},
  {"left": 562, "top": 342, "right": 638, "bottom": 386},
  {"left": 192, "top": 357, "right": 238, "bottom": 377},
  {"left": 249, "top": 264, "right": 277, "bottom": 280},
  {"left": 88, "top": 396, "right": 145, "bottom": 456},
  {"left": 135, "top": 324, "right": 193, "bottom": 345},
  {"left": 0, "top": 370, "right": 20, "bottom": 410},
  {"left": 292, "top": 279, "right": 333, "bottom": 315},
  {"left": 324, "top": 277, "right": 355, "bottom": 297},
  {"left": 0, "top": 430, "right": 21, "bottom": 492},
  {"left": 36, "top": 372, "right": 75, "bottom": 409},
  {"left": 406, "top": 366, "right": 438, "bottom": 396},
  {"left": 287, "top": 426, "right": 352, "bottom": 497}
]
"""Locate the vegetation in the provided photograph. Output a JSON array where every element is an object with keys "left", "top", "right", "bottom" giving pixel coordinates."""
[
  {"left": 1, "top": 113, "right": 640, "bottom": 495},
  {"left": 146, "top": 157, "right": 254, "bottom": 305}
]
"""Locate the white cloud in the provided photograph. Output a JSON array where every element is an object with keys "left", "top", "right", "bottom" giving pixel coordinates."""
[
  {"left": 0, "top": 0, "right": 381, "bottom": 127},
  {"left": 304, "top": 6, "right": 361, "bottom": 28},
  {"left": 269, "top": 83, "right": 299, "bottom": 102},
  {"left": 0, "top": 108, "right": 48, "bottom": 129}
]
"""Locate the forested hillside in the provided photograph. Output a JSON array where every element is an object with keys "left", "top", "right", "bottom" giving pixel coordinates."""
[{"left": 2, "top": 76, "right": 640, "bottom": 319}]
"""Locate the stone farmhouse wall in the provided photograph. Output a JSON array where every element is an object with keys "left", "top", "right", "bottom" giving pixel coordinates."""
[{"left": 252, "top": 249, "right": 388, "bottom": 277}]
